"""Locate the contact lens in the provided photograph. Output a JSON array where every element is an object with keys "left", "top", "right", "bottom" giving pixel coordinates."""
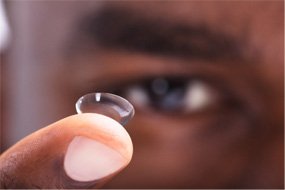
[{"left": 75, "top": 93, "right": 135, "bottom": 126}]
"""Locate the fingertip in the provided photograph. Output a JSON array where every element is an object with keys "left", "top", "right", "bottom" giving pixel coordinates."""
[
  {"left": 64, "top": 135, "right": 128, "bottom": 182},
  {"left": 60, "top": 114, "right": 133, "bottom": 182},
  {"left": 0, "top": 113, "right": 133, "bottom": 188},
  {"left": 60, "top": 113, "right": 133, "bottom": 161}
]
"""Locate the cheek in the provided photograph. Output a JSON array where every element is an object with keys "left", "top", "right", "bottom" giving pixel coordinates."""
[{"left": 118, "top": 108, "right": 256, "bottom": 187}]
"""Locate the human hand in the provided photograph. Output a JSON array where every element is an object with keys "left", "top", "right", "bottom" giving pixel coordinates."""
[{"left": 0, "top": 113, "right": 133, "bottom": 189}]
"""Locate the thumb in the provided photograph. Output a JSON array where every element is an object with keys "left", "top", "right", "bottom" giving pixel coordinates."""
[{"left": 0, "top": 113, "right": 133, "bottom": 189}]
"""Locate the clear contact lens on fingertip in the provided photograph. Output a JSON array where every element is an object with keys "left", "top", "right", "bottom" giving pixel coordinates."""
[{"left": 75, "top": 92, "right": 135, "bottom": 126}]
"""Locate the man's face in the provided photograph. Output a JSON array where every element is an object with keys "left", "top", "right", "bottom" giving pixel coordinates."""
[{"left": 4, "top": 1, "right": 284, "bottom": 188}]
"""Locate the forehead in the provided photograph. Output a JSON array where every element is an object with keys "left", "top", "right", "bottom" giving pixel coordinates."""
[
  {"left": 108, "top": 1, "right": 282, "bottom": 30},
  {"left": 11, "top": 1, "right": 283, "bottom": 27},
  {"left": 7, "top": 1, "right": 283, "bottom": 64},
  {"left": 10, "top": 1, "right": 283, "bottom": 41}
]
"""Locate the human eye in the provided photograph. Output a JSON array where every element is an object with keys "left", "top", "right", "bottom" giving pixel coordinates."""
[{"left": 113, "top": 75, "right": 234, "bottom": 118}]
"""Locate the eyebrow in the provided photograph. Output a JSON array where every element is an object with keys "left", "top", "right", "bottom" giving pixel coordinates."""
[{"left": 77, "top": 7, "right": 243, "bottom": 61}]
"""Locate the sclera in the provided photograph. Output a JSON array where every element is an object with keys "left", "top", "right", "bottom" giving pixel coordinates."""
[{"left": 75, "top": 93, "right": 135, "bottom": 126}]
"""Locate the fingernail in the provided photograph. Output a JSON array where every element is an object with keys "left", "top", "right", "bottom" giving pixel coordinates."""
[{"left": 64, "top": 136, "right": 126, "bottom": 182}]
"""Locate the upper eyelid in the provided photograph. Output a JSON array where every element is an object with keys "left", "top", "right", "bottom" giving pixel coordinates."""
[
  {"left": 111, "top": 76, "right": 190, "bottom": 91},
  {"left": 112, "top": 76, "right": 205, "bottom": 95}
]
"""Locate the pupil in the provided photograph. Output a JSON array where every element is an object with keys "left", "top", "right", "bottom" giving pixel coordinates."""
[
  {"left": 146, "top": 77, "right": 187, "bottom": 111},
  {"left": 151, "top": 78, "right": 169, "bottom": 95}
]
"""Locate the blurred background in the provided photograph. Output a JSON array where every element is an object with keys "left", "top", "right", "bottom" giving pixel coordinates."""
[{"left": 0, "top": 0, "right": 284, "bottom": 188}]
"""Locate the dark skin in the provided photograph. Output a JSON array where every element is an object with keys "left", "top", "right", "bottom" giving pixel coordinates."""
[{"left": 1, "top": 1, "right": 284, "bottom": 188}]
